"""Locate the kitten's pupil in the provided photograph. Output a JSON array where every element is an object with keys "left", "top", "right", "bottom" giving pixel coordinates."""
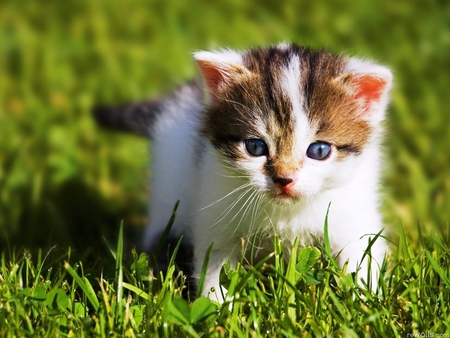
[
  {"left": 245, "top": 139, "right": 268, "bottom": 157},
  {"left": 306, "top": 142, "right": 331, "bottom": 160}
]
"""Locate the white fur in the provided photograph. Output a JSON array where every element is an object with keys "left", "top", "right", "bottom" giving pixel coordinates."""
[
  {"left": 194, "top": 49, "right": 244, "bottom": 67},
  {"left": 143, "top": 51, "right": 391, "bottom": 301},
  {"left": 142, "top": 85, "right": 202, "bottom": 250}
]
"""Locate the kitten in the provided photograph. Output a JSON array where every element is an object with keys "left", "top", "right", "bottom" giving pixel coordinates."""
[{"left": 94, "top": 43, "right": 392, "bottom": 299}]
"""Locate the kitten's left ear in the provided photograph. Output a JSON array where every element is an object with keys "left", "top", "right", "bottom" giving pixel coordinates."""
[
  {"left": 194, "top": 50, "right": 250, "bottom": 104},
  {"left": 345, "top": 59, "right": 393, "bottom": 121}
]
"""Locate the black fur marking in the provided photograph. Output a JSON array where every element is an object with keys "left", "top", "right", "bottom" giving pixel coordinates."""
[
  {"left": 211, "top": 135, "right": 244, "bottom": 161},
  {"left": 336, "top": 144, "right": 361, "bottom": 154},
  {"left": 147, "top": 233, "right": 195, "bottom": 299},
  {"left": 244, "top": 46, "right": 295, "bottom": 132},
  {"left": 93, "top": 80, "right": 202, "bottom": 139},
  {"left": 299, "top": 47, "right": 340, "bottom": 112},
  {"left": 93, "top": 101, "right": 161, "bottom": 137},
  {"left": 213, "top": 135, "right": 242, "bottom": 144}
]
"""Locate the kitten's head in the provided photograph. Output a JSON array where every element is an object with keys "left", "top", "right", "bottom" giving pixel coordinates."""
[{"left": 195, "top": 44, "right": 392, "bottom": 204}]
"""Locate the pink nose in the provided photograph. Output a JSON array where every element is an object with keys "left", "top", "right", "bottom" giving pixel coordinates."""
[{"left": 273, "top": 177, "right": 294, "bottom": 187}]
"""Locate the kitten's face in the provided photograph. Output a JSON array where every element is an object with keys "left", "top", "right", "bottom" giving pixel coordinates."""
[{"left": 196, "top": 45, "right": 391, "bottom": 204}]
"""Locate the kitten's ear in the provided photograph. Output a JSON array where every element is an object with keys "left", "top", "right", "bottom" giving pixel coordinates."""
[
  {"left": 194, "top": 50, "right": 250, "bottom": 104},
  {"left": 345, "top": 59, "right": 392, "bottom": 120}
]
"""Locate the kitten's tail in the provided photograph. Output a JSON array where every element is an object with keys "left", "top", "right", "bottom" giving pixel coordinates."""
[
  {"left": 93, "top": 80, "right": 202, "bottom": 138},
  {"left": 93, "top": 100, "right": 161, "bottom": 137}
]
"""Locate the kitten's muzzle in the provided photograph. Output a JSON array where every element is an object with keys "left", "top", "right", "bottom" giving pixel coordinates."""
[{"left": 272, "top": 177, "right": 299, "bottom": 200}]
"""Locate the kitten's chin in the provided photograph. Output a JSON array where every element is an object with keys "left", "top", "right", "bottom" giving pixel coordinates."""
[{"left": 271, "top": 190, "right": 302, "bottom": 205}]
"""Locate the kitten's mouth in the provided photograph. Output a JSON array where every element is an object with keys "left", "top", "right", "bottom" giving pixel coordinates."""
[{"left": 272, "top": 188, "right": 301, "bottom": 203}]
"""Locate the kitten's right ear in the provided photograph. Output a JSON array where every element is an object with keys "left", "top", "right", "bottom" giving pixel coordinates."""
[{"left": 194, "top": 50, "right": 249, "bottom": 104}]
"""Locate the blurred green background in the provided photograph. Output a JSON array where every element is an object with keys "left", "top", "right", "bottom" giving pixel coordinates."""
[{"left": 1, "top": 0, "right": 449, "bottom": 254}]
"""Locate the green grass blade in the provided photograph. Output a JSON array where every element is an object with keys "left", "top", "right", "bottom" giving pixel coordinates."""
[
  {"left": 197, "top": 242, "right": 214, "bottom": 297},
  {"left": 122, "top": 282, "right": 150, "bottom": 300},
  {"left": 152, "top": 201, "right": 179, "bottom": 266},
  {"left": 167, "top": 235, "right": 183, "bottom": 269},
  {"left": 116, "top": 221, "right": 124, "bottom": 307},
  {"left": 426, "top": 251, "right": 450, "bottom": 287},
  {"left": 323, "top": 203, "right": 339, "bottom": 269},
  {"left": 64, "top": 261, "right": 99, "bottom": 312},
  {"left": 286, "top": 237, "right": 299, "bottom": 324}
]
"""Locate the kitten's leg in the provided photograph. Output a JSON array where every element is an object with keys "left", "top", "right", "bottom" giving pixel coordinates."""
[
  {"left": 193, "top": 247, "right": 238, "bottom": 302},
  {"left": 338, "top": 236, "right": 387, "bottom": 290}
]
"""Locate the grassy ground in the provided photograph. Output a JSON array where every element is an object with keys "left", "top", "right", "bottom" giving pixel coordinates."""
[{"left": 1, "top": 0, "right": 450, "bottom": 336}]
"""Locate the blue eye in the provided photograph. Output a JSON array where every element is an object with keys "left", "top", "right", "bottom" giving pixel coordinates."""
[
  {"left": 245, "top": 139, "right": 268, "bottom": 157},
  {"left": 306, "top": 142, "right": 331, "bottom": 160}
]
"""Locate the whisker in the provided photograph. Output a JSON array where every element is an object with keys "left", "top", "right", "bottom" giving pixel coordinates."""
[
  {"left": 214, "top": 171, "right": 250, "bottom": 179},
  {"left": 195, "top": 182, "right": 252, "bottom": 213},
  {"left": 243, "top": 192, "right": 266, "bottom": 253},
  {"left": 229, "top": 190, "right": 260, "bottom": 236},
  {"left": 249, "top": 193, "right": 264, "bottom": 228},
  {"left": 208, "top": 187, "right": 253, "bottom": 229}
]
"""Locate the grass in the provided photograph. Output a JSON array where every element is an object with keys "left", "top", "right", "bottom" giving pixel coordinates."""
[
  {"left": 1, "top": 220, "right": 450, "bottom": 336},
  {"left": 1, "top": 0, "right": 450, "bottom": 336}
]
